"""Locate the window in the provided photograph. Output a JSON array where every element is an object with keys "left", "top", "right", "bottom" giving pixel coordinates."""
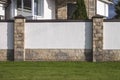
[
  {"left": 34, "top": 0, "right": 38, "bottom": 15},
  {"left": 24, "top": 0, "right": 31, "bottom": 10},
  {"left": 34, "top": 0, "right": 43, "bottom": 16},
  {"left": 17, "top": 0, "right": 31, "bottom": 10},
  {"left": 17, "top": 0, "right": 21, "bottom": 9},
  {"left": 17, "top": 0, "right": 43, "bottom": 16},
  {"left": 67, "top": 3, "right": 76, "bottom": 19}
]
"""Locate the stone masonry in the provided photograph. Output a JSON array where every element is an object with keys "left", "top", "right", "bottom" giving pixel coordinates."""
[
  {"left": 92, "top": 15, "right": 104, "bottom": 62},
  {"left": 14, "top": 16, "right": 25, "bottom": 61},
  {"left": 0, "top": 49, "right": 14, "bottom": 61},
  {"left": 56, "top": 0, "right": 96, "bottom": 19},
  {"left": 102, "top": 50, "right": 120, "bottom": 61},
  {"left": 25, "top": 49, "right": 92, "bottom": 61},
  {"left": 55, "top": 0, "right": 76, "bottom": 19},
  {"left": 92, "top": 16, "right": 120, "bottom": 62},
  {"left": 1, "top": 15, "right": 120, "bottom": 62},
  {"left": 84, "top": 0, "right": 96, "bottom": 19}
]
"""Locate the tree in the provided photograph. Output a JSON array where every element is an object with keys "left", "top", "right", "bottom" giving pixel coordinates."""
[
  {"left": 72, "top": 0, "right": 88, "bottom": 19},
  {"left": 114, "top": 0, "right": 120, "bottom": 19}
]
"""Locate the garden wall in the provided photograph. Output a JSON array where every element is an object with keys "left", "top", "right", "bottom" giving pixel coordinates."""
[
  {"left": 0, "top": 21, "right": 14, "bottom": 61},
  {"left": 25, "top": 21, "right": 92, "bottom": 61},
  {"left": 1, "top": 16, "right": 120, "bottom": 62}
]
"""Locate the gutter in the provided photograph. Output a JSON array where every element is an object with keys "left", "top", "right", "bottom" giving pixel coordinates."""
[{"left": 99, "top": 0, "right": 113, "bottom": 4}]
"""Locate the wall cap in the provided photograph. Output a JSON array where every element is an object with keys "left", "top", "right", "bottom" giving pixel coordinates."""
[{"left": 26, "top": 19, "right": 92, "bottom": 23}]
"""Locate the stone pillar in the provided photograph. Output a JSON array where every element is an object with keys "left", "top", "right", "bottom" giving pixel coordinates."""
[
  {"left": 92, "top": 15, "right": 104, "bottom": 62},
  {"left": 14, "top": 15, "right": 25, "bottom": 61}
]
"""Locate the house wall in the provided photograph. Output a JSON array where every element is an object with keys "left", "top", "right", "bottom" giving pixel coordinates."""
[
  {"left": 17, "top": 0, "right": 55, "bottom": 19},
  {"left": 56, "top": 0, "right": 110, "bottom": 19},
  {"left": 56, "top": 0, "right": 76, "bottom": 19},
  {"left": 5, "top": 0, "right": 17, "bottom": 20},
  {"left": 43, "top": 0, "right": 55, "bottom": 19},
  {"left": 97, "top": 0, "right": 108, "bottom": 17},
  {"left": 5, "top": 0, "right": 55, "bottom": 20},
  {"left": 17, "top": 9, "right": 32, "bottom": 17},
  {"left": 5, "top": 4, "right": 11, "bottom": 19},
  {"left": 33, "top": 0, "right": 55, "bottom": 19},
  {"left": 0, "top": 4, "right": 5, "bottom": 19},
  {"left": 56, "top": 0, "right": 96, "bottom": 19},
  {"left": 84, "top": 0, "right": 96, "bottom": 19}
]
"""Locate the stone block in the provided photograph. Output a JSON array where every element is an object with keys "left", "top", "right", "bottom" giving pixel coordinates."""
[
  {"left": 25, "top": 49, "right": 92, "bottom": 61},
  {"left": 0, "top": 49, "right": 14, "bottom": 61}
]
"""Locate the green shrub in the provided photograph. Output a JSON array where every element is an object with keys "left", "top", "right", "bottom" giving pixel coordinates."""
[{"left": 72, "top": 0, "right": 88, "bottom": 19}]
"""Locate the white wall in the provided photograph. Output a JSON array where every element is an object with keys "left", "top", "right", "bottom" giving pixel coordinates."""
[
  {"left": 17, "top": 9, "right": 32, "bottom": 17},
  {"left": 6, "top": 0, "right": 16, "bottom": 19},
  {"left": 0, "top": 4, "right": 5, "bottom": 17},
  {"left": 97, "top": 0, "right": 108, "bottom": 17},
  {"left": 35, "top": 0, "right": 55, "bottom": 19},
  {"left": 0, "top": 22, "right": 14, "bottom": 49},
  {"left": 25, "top": 22, "right": 92, "bottom": 49},
  {"left": 43, "top": 0, "right": 55, "bottom": 19},
  {"left": 104, "top": 22, "right": 120, "bottom": 49}
]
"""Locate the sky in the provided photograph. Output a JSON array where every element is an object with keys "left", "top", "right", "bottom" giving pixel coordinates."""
[{"left": 109, "top": 0, "right": 118, "bottom": 18}]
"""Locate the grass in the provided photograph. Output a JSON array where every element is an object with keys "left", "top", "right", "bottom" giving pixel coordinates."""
[{"left": 0, "top": 62, "right": 120, "bottom": 80}]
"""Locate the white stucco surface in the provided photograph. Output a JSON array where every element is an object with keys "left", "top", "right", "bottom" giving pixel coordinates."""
[
  {"left": 0, "top": 4, "right": 5, "bottom": 17},
  {"left": 97, "top": 0, "right": 108, "bottom": 17},
  {"left": 25, "top": 22, "right": 92, "bottom": 49},
  {"left": 104, "top": 22, "right": 120, "bottom": 49},
  {"left": 34, "top": 0, "right": 55, "bottom": 19},
  {"left": 43, "top": 0, "right": 55, "bottom": 19},
  {"left": 0, "top": 22, "right": 14, "bottom": 49}
]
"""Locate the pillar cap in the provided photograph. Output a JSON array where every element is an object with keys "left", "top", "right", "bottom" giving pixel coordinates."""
[{"left": 14, "top": 15, "right": 25, "bottom": 19}]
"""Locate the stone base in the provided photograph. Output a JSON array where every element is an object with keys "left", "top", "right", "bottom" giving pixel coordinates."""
[
  {"left": 1, "top": 49, "right": 120, "bottom": 62},
  {"left": 25, "top": 49, "right": 92, "bottom": 61},
  {"left": 94, "top": 50, "right": 120, "bottom": 62},
  {"left": 0, "top": 49, "right": 14, "bottom": 61}
]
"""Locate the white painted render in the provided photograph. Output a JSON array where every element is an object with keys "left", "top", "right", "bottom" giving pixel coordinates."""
[
  {"left": 0, "top": 22, "right": 13, "bottom": 49},
  {"left": 43, "top": 0, "right": 55, "bottom": 19},
  {"left": 97, "top": 0, "right": 109, "bottom": 17},
  {"left": 17, "top": 9, "right": 32, "bottom": 17},
  {"left": 32, "top": 0, "right": 55, "bottom": 19},
  {"left": 5, "top": 0, "right": 17, "bottom": 19},
  {"left": 103, "top": 22, "right": 120, "bottom": 49},
  {"left": 25, "top": 22, "right": 92, "bottom": 49},
  {"left": 0, "top": 4, "right": 5, "bottom": 19}
]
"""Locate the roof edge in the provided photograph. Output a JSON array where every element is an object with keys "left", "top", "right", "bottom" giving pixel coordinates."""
[{"left": 99, "top": 0, "right": 113, "bottom": 4}]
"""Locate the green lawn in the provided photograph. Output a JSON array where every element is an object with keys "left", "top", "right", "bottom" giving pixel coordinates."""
[{"left": 0, "top": 62, "right": 120, "bottom": 80}]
